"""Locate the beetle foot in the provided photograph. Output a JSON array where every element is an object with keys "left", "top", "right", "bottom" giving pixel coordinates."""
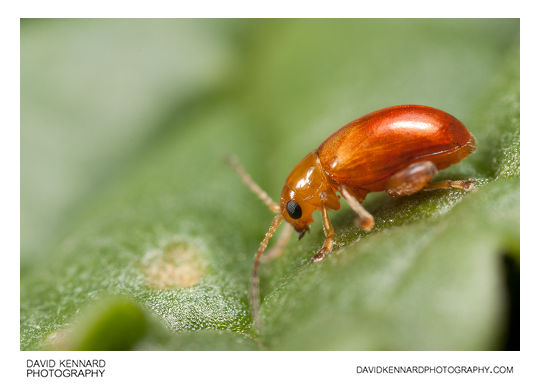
[
  {"left": 311, "top": 251, "right": 327, "bottom": 263},
  {"left": 461, "top": 179, "right": 477, "bottom": 192},
  {"left": 447, "top": 179, "right": 477, "bottom": 192},
  {"left": 354, "top": 216, "right": 374, "bottom": 232}
]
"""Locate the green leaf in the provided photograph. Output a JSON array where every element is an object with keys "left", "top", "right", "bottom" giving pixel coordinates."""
[
  {"left": 21, "top": 19, "right": 519, "bottom": 350},
  {"left": 44, "top": 296, "right": 148, "bottom": 351}
]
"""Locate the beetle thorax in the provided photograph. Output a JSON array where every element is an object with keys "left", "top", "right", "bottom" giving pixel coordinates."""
[{"left": 280, "top": 151, "right": 340, "bottom": 233}]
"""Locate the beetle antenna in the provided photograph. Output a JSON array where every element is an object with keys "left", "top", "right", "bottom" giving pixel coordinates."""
[
  {"left": 251, "top": 214, "right": 283, "bottom": 332},
  {"left": 225, "top": 155, "right": 281, "bottom": 213}
]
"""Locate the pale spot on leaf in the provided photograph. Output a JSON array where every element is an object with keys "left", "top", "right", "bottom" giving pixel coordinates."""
[{"left": 142, "top": 242, "right": 206, "bottom": 289}]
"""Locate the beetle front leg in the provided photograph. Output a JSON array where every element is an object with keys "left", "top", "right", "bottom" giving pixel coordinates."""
[{"left": 311, "top": 195, "right": 334, "bottom": 263}]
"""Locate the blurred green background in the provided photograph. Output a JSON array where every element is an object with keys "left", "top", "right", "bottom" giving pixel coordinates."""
[{"left": 21, "top": 19, "right": 519, "bottom": 350}]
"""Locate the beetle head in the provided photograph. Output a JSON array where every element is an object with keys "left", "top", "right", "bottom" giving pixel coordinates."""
[
  {"left": 280, "top": 151, "right": 340, "bottom": 238},
  {"left": 280, "top": 184, "right": 316, "bottom": 237}
]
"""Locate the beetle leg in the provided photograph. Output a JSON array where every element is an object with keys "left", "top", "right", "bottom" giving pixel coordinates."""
[
  {"left": 423, "top": 179, "right": 476, "bottom": 192},
  {"left": 311, "top": 193, "right": 335, "bottom": 263},
  {"left": 385, "top": 161, "right": 438, "bottom": 197},
  {"left": 340, "top": 186, "right": 375, "bottom": 231},
  {"left": 386, "top": 161, "right": 476, "bottom": 195},
  {"left": 226, "top": 155, "right": 281, "bottom": 213},
  {"left": 261, "top": 223, "right": 294, "bottom": 262}
]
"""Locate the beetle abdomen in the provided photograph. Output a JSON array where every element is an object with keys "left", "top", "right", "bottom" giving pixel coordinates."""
[{"left": 317, "top": 105, "right": 474, "bottom": 191}]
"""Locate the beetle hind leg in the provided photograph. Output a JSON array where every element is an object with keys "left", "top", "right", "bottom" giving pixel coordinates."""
[
  {"left": 386, "top": 160, "right": 475, "bottom": 196},
  {"left": 423, "top": 179, "right": 476, "bottom": 192},
  {"left": 385, "top": 161, "right": 438, "bottom": 197}
]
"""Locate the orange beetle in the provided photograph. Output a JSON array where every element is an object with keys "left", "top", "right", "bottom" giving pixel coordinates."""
[{"left": 228, "top": 105, "right": 476, "bottom": 329}]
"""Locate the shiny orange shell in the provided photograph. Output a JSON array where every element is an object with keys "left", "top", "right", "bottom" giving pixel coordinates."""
[{"left": 317, "top": 105, "right": 475, "bottom": 192}]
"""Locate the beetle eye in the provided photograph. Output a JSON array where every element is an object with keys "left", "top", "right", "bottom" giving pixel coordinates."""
[{"left": 286, "top": 200, "right": 302, "bottom": 219}]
